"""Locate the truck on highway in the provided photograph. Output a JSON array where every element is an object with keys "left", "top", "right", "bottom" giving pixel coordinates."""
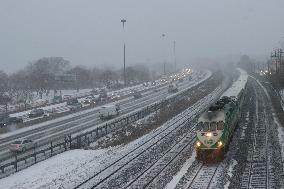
[
  {"left": 99, "top": 104, "right": 120, "bottom": 120},
  {"left": 67, "top": 98, "right": 82, "bottom": 111},
  {"left": 132, "top": 90, "right": 142, "bottom": 99}
]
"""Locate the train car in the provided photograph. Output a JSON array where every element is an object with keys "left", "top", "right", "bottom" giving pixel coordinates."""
[{"left": 195, "top": 69, "right": 248, "bottom": 161}]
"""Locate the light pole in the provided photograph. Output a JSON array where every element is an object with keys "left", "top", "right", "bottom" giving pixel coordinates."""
[
  {"left": 173, "top": 40, "right": 176, "bottom": 73},
  {"left": 121, "top": 19, "right": 126, "bottom": 86},
  {"left": 162, "top": 34, "right": 166, "bottom": 75}
]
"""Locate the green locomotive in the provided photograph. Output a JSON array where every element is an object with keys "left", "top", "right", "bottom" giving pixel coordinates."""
[{"left": 195, "top": 69, "right": 247, "bottom": 161}]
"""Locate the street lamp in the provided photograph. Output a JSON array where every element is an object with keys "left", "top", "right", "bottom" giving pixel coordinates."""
[
  {"left": 121, "top": 19, "right": 126, "bottom": 86},
  {"left": 162, "top": 34, "right": 166, "bottom": 75},
  {"left": 173, "top": 40, "right": 176, "bottom": 73}
]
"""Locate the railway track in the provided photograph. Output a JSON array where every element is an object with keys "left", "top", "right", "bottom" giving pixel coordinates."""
[
  {"left": 240, "top": 79, "right": 273, "bottom": 189},
  {"left": 74, "top": 85, "right": 223, "bottom": 189},
  {"left": 185, "top": 163, "right": 219, "bottom": 189},
  {"left": 124, "top": 128, "right": 196, "bottom": 189}
]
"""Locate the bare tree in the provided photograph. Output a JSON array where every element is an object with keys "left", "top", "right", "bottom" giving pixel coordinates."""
[
  {"left": 9, "top": 70, "right": 33, "bottom": 109},
  {"left": 68, "top": 66, "right": 92, "bottom": 90},
  {"left": 0, "top": 70, "right": 10, "bottom": 113},
  {"left": 27, "top": 57, "right": 70, "bottom": 98}
]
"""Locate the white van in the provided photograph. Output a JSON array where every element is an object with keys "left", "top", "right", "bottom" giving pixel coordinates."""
[{"left": 99, "top": 104, "right": 120, "bottom": 120}]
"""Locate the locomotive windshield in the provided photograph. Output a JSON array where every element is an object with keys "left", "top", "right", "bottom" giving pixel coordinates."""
[
  {"left": 210, "top": 122, "right": 217, "bottom": 131},
  {"left": 196, "top": 122, "right": 202, "bottom": 131},
  {"left": 203, "top": 122, "right": 209, "bottom": 132},
  {"left": 197, "top": 121, "right": 224, "bottom": 131},
  {"left": 217, "top": 121, "right": 224, "bottom": 130}
]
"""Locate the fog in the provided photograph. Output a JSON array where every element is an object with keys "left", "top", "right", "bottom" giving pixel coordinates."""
[{"left": 1, "top": 0, "right": 284, "bottom": 72}]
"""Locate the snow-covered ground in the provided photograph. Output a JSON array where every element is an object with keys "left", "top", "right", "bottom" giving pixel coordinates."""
[
  {"left": 0, "top": 127, "right": 157, "bottom": 188},
  {"left": 0, "top": 71, "right": 217, "bottom": 189},
  {"left": 223, "top": 159, "right": 237, "bottom": 189},
  {"left": 165, "top": 152, "right": 196, "bottom": 189},
  {"left": 8, "top": 71, "right": 278, "bottom": 189},
  {"left": 0, "top": 149, "right": 106, "bottom": 189}
]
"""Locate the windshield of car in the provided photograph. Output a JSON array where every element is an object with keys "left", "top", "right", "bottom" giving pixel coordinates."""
[{"left": 12, "top": 141, "right": 22, "bottom": 144}]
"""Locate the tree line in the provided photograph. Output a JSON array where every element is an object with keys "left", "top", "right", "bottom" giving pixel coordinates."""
[{"left": 0, "top": 57, "right": 156, "bottom": 111}]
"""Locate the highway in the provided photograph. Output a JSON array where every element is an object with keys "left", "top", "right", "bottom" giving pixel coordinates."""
[{"left": 0, "top": 70, "right": 211, "bottom": 165}]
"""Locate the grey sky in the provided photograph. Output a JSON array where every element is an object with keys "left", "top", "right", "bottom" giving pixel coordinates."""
[{"left": 1, "top": 0, "right": 284, "bottom": 72}]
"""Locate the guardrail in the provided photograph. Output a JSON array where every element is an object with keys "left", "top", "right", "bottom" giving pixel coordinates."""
[{"left": 0, "top": 74, "right": 210, "bottom": 178}]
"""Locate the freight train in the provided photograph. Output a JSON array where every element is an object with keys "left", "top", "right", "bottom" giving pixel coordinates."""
[{"left": 195, "top": 69, "right": 248, "bottom": 161}]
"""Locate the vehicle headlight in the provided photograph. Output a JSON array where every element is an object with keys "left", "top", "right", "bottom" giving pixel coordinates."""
[
  {"left": 196, "top": 141, "right": 201, "bottom": 147},
  {"left": 205, "top": 132, "right": 212, "bottom": 137},
  {"left": 217, "top": 141, "right": 223, "bottom": 147}
]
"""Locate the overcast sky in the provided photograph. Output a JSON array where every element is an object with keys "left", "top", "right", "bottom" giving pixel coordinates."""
[{"left": 1, "top": 0, "right": 284, "bottom": 72}]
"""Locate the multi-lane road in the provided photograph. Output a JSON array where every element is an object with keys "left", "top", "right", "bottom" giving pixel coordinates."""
[{"left": 0, "top": 70, "right": 211, "bottom": 165}]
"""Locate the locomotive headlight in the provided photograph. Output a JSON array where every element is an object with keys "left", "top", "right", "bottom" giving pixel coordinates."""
[
  {"left": 205, "top": 132, "right": 212, "bottom": 137},
  {"left": 196, "top": 141, "right": 201, "bottom": 147},
  {"left": 217, "top": 141, "right": 223, "bottom": 147}
]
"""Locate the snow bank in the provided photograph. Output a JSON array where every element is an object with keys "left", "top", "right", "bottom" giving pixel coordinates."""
[
  {"left": 224, "top": 159, "right": 238, "bottom": 189},
  {"left": 0, "top": 127, "right": 150, "bottom": 189},
  {"left": 0, "top": 149, "right": 106, "bottom": 189}
]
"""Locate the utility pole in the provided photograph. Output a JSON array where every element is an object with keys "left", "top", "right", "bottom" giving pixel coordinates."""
[
  {"left": 121, "top": 19, "right": 126, "bottom": 86},
  {"left": 173, "top": 41, "right": 177, "bottom": 73},
  {"left": 271, "top": 50, "right": 278, "bottom": 74},
  {"left": 278, "top": 49, "right": 283, "bottom": 71}
]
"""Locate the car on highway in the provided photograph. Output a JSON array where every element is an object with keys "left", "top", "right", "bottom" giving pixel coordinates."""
[
  {"left": 160, "top": 75, "right": 168, "bottom": 83},
  {"left": 0, "top": 119, "right": 9, "bottom": 128},
  {"left": 63, "top": 94, "right": 72, "bottom": 101},
  {"left": 9, "top": 139, "right": 35, "bottom": 152},
  {"left": 28, "top": 109, "right": 45, "bottom": 118},
  {"left": 8, "top": 116, "right": 24, "bottom": 124},
  {"left": 151, "top": 81, "right": 157, "bottom": 86},
  {"left": 0, "top": 113, "right": 9, "bottom": 127},
  {"left": 99, "top": 104, "right": 120, "bottom": 120},
  {"left": 109, "top": 93, "right": 121, "bottom": 101},
  {"left": 132, "top": 90, "right": 142, "bottom": 99},
  {"left": 83, "top": 96, "right": 96, "bottom": 106},
  {"left": 1, "top": 117, "right": 24, "bottom": 127},
  {"left": 143, "top": 82, "right": 149, "bottom": 87},
  {"left": 178, "top": 77, "right": 184, "bottom": 82},
  {"left": 67, "top": 98, "right": 83, "bottom": 111}
]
